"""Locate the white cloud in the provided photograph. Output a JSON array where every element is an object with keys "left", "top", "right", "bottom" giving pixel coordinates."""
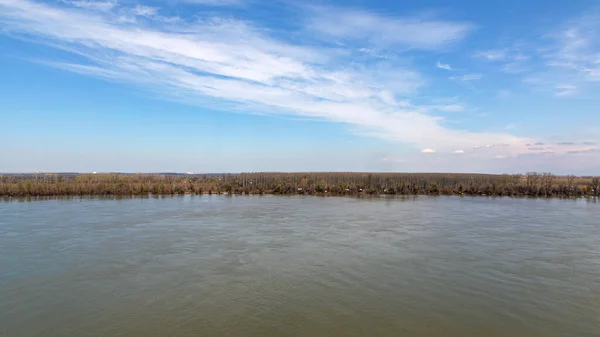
[
  {"left": 178, "top": 0, "right": 242, "bottom": 5},
  {"left": 555, "top": 84, "right": 577, "bottom": 96},
  {"left": 382, "top": 157, "right": 406, "bottom": 163},
  {"left": 438, "top": 104, "right": 464, "bottom": 112},
  {"left": 421, "top": 148, "right": 436, "bottom": 154},
  {"left": 454, "top": 150, "right": 465, "bottom": 154},
  {"left": 307, "top": 6, "right": 473, "bottom": 50},
  {"left": 66, "top": 0, "right": 116, "bottom": 12},
  {"left": 472, "top": 43, "right": 533, "bottom": 78},
  {"left": 587, "top": 67, "right": 600, "bottom": 81},
  {"left": 522, "top": 14, "right": 600, "bottom": 96},
  {"left": 474, "top": 49, "right": 506, "bottom": 60},
  {"left": 450, "top": 74, "right": 482, "bottom": 81},
  {"left": 436, "top": 61, "right": 452, "bottom": 70},
  {"left": 131, "top": 5, "right": 158, "bottom": 17},
  {"left": 0, "top": 0, "right": 541, "bottom": 157},
  {"left": 358, "top": 48, "right": 389, "bottom": 58},
  {"left": 500, "top": 62, "right": 528, "bottom": 74}
]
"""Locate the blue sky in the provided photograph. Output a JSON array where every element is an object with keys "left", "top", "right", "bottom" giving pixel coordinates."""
[{"left": 1, "top": 0, "right": 599, "bottom": 174}]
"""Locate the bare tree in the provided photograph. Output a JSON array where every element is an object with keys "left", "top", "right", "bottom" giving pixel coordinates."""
[
  {"left": 526, "top": 172, "right": 541, "bottom": 188},
  {"left": 567, "top": 175, "right": 577, "bottom": 189},
  {"left": 591, "top": 177, "right": 600, "bottom": 197},
  {"left": 540, "top": 172, "right": 555, "bottom": 194}
]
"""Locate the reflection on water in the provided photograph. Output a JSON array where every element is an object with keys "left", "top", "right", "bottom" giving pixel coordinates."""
[{"left": 1, "top": 195, "right": 599, "bottom": 336}]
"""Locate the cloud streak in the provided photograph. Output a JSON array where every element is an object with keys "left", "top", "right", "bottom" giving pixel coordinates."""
[
  {"left": 450, "top": 74, "right": 483, "bottom": 81},
  {"left": 474, "top": 49, "right": 506, "bottom": 60},
  {"left": 63, "top": 0, "right": 116, "bottom": 12},
  {"left": 177, "top": 0, "right": 242, "bottom": 5},
  {"left": 510, "top": 13, "right": 600, "bottom": 97},
  {"left": 307, "top": 6, "right": 473, "bottom": 50},
  {"left": 436, "top": 61, "right": 452, "bottom": 70},
  {"left": 0, "top": 0, "right": 565, "bottom": 159}
]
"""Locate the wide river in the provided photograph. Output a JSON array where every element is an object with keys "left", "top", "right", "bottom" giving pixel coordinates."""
[{"left": 1, "top": 195, "right": 599, "bottom": 336}]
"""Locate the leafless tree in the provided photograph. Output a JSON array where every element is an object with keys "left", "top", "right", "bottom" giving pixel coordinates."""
[
  {"left": 526, "top": 172, "right": 541, "bottom": 188},
  {"left": 591, "top": 177, "right": 600, "bottom": 197}
]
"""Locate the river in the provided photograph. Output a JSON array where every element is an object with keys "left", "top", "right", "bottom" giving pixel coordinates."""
[{"left": 1, "top": 195, "right": 599, "bottom": 336}]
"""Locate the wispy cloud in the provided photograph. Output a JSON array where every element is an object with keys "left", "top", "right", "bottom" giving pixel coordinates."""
[
  {"left": 517, "top": 13, "right": 600, "bottom": 96},
  {"left": 473, "top": 43, "right": 533, "bottom": 76},
  {"left": 421, "top": 148, "right": 436, "bottom": 154},
  {"left": 307, "top": 6, "right": 473, "bottom": 50},
  {"left": 381, "top": 156, "right": 407, "bottom": 163},
  {"left": 500, "top": 61, "right": 528, "bottom": 74},
  {"left": 63, "top": 0, "right": 116, "bottom": 12},
  {"left": 436, "top": 61, "right": 452, "bottom": 70},
  {"left": 176, "top": 0, "right": 242, "bottom": 5},
  {"left": 555, "top": 84, "right": 578, "bottom": 96},
  {"left": 438, "top": 104, "right": 464, "bottom": 112},
  {"left": 0, "top": 0, "right": 547, "bottom": 157},
  {"left": 557, "top": 141, "right": 597, "bottom": 146},
  {"left": 567, "top": 148, "right": 600, "bottom": 154},
  {"left": 131, "top": 5, "right": 158, "bottom": 17},
  {"left": 545, "top": 17, "right": 597, "bottom": 74},
  {"left": 358, "top": 48, "right": 389, "bottom": 58},
  {"left": 450, "top": 74, "right": 482, "bottom": 81},
  {"left": 474, "top": 49, "right": 506, "bottom": 60}
]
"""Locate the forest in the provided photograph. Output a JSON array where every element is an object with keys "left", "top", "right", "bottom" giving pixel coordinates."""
[{"left": 1, "top": 172, "right": 599, "bottom": 198}]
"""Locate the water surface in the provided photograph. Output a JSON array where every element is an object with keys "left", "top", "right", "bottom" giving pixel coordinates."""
[{"left": 1, "top": 196, "right": 599, "bottom": 336}]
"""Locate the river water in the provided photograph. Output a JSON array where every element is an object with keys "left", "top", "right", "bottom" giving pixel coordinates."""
[{"left": 1, "top": 195, "right": 599, "bottom": 336}]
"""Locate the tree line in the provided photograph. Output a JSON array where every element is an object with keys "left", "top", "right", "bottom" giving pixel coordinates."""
[{"left": 1, "top": 172, "right": 599, "bottom": 198}]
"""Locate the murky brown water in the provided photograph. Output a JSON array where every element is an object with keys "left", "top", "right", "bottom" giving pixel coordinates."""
[{"left": 1, "top": 195, "right": 599, "bottom": 336}]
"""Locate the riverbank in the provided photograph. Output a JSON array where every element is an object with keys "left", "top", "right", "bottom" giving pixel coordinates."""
[{"left": 1, "top": 172, "right": 598, "bottom": 198}]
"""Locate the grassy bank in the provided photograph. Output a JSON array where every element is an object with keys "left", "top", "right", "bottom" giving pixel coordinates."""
[{"left": 1, "top": 172, "right": 598, "bottom": 198}]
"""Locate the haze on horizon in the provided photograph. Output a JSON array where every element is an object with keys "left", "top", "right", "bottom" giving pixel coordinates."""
[{"left": 1, "top": 0, "right": 599, "bottom": 175}]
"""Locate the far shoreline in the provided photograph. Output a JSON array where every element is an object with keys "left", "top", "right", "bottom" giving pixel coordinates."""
[{"left": 1, "top": 172, "right": 598, "bottom": 199}]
